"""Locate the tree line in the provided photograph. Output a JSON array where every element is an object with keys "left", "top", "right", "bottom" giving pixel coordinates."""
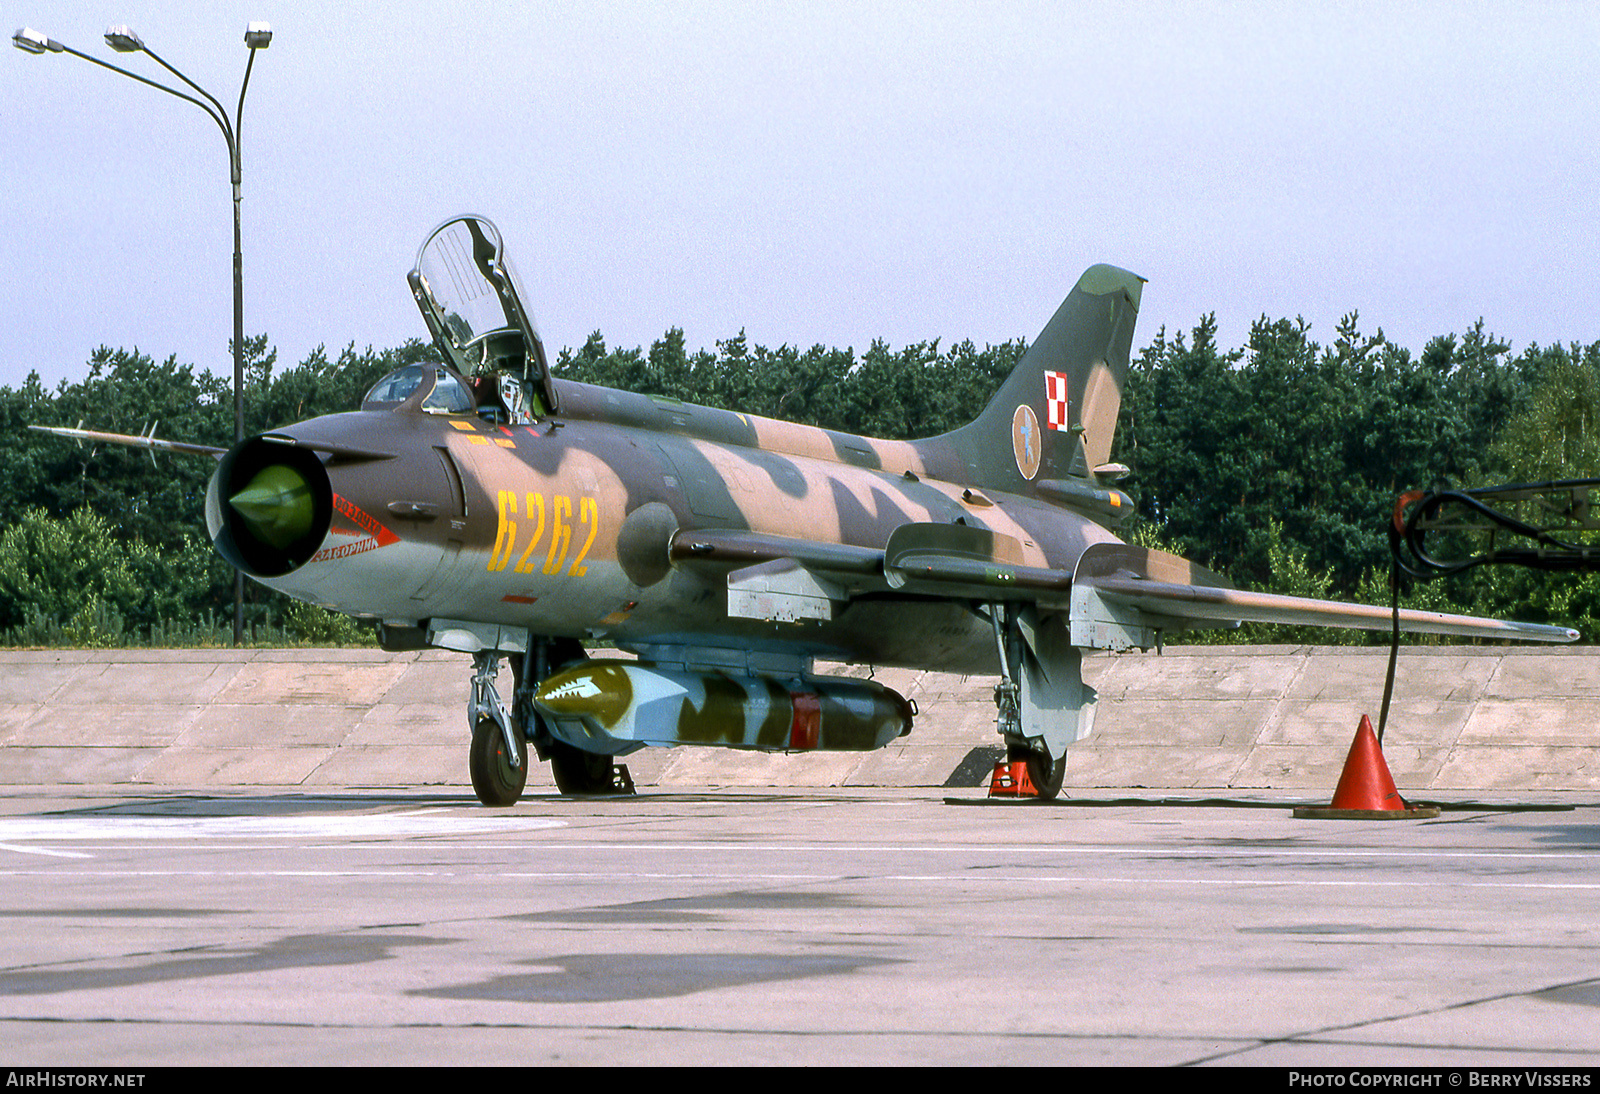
[{"left": 3, "top": 311, "right": 1598, "bottom": 646}]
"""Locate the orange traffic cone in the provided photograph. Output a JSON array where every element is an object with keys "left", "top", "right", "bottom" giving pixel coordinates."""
[
  {"left": 1293, "top": 715, "right": 1440, "bottom": 819},
  {"left": 1330, "top": 714, "right": 1404, "bottom": 811},
  {"left": 988, "top": 760, "right": 1040, "bottom": 798}
]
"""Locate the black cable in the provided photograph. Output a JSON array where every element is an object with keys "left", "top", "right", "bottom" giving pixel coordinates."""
[{"left": 1394, "top": 480, "right": 1600, "bottom": 578}]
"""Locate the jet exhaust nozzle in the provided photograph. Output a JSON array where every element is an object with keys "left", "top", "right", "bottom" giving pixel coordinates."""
[{"left": 207, "top": 438, "right": 333, "bottom": 578}]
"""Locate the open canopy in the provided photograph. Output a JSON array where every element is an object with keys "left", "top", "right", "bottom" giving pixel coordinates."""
[{"left": 407, "top": 215, "right": 555, "bottom": 414}]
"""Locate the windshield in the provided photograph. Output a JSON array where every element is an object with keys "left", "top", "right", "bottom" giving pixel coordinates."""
[{"left": 361, "top": 365, "right": 477, "bottom": 414}]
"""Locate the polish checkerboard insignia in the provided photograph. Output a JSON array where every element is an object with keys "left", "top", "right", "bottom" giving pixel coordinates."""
[{"left": 1045, "top": 371, "right": 1070, "bottom": 432}]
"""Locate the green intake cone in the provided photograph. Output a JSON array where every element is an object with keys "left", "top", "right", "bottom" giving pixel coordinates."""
[{"left": 229, "top": 465, "right": 315, "bottom": 550}]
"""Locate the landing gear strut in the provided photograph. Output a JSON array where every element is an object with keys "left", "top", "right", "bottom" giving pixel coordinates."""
[
  {"left": 518, "top": 638, "right": 632, "bottom": 796},
  {"left": 467, "top": 650, "right": 525, "bottom": 807},
  {"left": 987, "top": 603, "right": 1090, "bottom": 801},
  {"left": 463, "top": 639, "right": 631, "bottom": 805}
]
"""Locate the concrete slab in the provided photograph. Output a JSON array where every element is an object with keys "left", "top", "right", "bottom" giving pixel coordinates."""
[
  {"left": 135, "top": 746, "right": 333, "bottom": 786},
  {"left": 383, "top": 658, "right": 474, "bottom": 705},
  {"left": 46, "top": 659, "right": 239, "bottom": 707},
  {"left": 304, "top": 744, "right": 465, "bottom": 788},
  {"left": 1089, "top": 648, "right": 1300, "bottom": 700},
  {"left": 5, "top": 646, "right": 1600, "bottom": 792},
  {"left": 212, "top": 660, "right": 408, "bottom": 706},
  {"left": 1092, "top": 697, "right": 1277, "bottom": 747},
  {"left": 1436, "top": 744, "right": 1600, "bottom": 790},
  {"left": 1462, "top": 699, "right": 1600, "bottom": 744},
  {"left": 1488, "top": 648, "right": 1600, "bottom": 697},
  {"left": 0, "top": 745, "right": 158, "bottom": 784},
  {"left": 183, "top": 703, "right": 373, "bottom": 748},
  {"left": 1280, "top": 650, "right": 1501, "bottom": 702},
  {"left": 350, "top": 702, "right": 467, "bottom": 747},
  {"left": 0, "top": 658, "right": 88, "bottom": 705},
  {"left": 9, "top": 704, "right": 205, "bottom": 748},
  {"left": 3, "top": 786, "right": 1598, "bottom": 1065}
]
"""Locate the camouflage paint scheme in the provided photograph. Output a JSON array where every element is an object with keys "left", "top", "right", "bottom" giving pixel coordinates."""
[
  {"left": 532, "top": 660, "right": 912, "bottom": 754},
  {"left": 45, "top": 215, "right": 1576, "bottom": 804},
  {"left": 212, "top": 252, "right": 1146, "bottom": 676}
]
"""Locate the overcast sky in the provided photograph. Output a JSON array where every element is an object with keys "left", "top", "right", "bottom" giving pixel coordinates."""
[{"left": 4, "top": 1, "right": 1597, "bottom": 397}]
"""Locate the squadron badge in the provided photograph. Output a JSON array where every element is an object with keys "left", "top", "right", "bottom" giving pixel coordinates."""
[{"left": 1012, "top": 404, "right": 1041, "bottom": 480}]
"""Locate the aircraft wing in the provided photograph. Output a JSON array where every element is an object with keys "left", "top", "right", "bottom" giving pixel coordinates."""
[
  {"left": 1071, "top": 542, "right": 1577, "bottom": 646},
  {"left": 672, "top": 523, "right": 1075, "bottom": 594},
  {"left": 674, "top": 527, "right": 1579, "bottom": 645}
]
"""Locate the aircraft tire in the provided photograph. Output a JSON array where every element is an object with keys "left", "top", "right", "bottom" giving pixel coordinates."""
[
  {"left": 1009, "top": 744, "right": 1065, "bottom": 801},
  {"left": 469, "top": 716, "right": 527, "bottom": 807},
  {"left": 549, "top": 740, "right": 618, "bottom": 795}
]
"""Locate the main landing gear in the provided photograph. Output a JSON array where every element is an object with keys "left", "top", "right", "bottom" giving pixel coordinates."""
[
  {"left": 987, "top": 602, "right": 1090, "bottom": 801},
  {"left": 548, "top": 740, "right": 632, "bottom": 795},
  {"left": 1006, "top": 742, "right": 1066, "bottom": 800},
  {"left": 465, "top": 640, "right": 631, "bottom": 807}
]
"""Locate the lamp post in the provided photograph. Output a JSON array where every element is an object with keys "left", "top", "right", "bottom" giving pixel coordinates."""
[{"left": 13, "top": 22, "right": 271, "bottom": 647}]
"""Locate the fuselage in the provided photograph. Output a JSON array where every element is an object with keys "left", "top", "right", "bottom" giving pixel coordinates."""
[{"left": 209, "top": 370, "right": 1122, "bottom": 674}]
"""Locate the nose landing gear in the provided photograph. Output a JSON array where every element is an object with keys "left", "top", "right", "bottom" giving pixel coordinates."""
[
  {"left": 469, "top": 713, "right": 527, "bottom": 806},
  {"left": 463, "top": 640, "right": 631, "bottom": 806},
  {"left": 467, "top": 651, "right": 526, "bottom": 807}
]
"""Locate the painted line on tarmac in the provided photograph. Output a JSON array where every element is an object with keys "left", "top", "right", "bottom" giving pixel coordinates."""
[
  {"left": 0, "top": 810, "right": 567, "bottom": 844},
  {"left": 0, "top": 869, "right": 1596, "bottom": 893},
  {"left": 0, "top": 842, "right": 92, "bottom": 859},
  {"left": 364, "top": 841, "right": 1600, "bottom": 862}
]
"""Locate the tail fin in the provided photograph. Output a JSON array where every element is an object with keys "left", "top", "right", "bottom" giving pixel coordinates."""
[{"left": 931, "top": 264, "right": 1143, "bottom": 493}]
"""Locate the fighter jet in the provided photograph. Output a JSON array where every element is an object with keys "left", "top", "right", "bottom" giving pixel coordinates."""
[{"left": 38, "top": 215, "right": 1578, "bottom": 805}]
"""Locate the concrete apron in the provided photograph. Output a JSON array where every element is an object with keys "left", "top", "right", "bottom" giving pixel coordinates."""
[{"left": 0, "top": 645, "right": 1595, "bottom": 792}]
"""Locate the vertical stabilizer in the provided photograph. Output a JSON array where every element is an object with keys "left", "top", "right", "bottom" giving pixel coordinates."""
[{"left": 930, "top": 264, "right": 1143, "bottom": 495}]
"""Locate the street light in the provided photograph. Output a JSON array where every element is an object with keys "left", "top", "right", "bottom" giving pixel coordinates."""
[
  {"left": 103, "top": 25, "right": 143, "bottom": 52},
  {"left": 13, "top": 21, "right": 271, "bottom": 646},
  {"left": 12, "top": 28, "right": 55, "bottom": 53}
]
